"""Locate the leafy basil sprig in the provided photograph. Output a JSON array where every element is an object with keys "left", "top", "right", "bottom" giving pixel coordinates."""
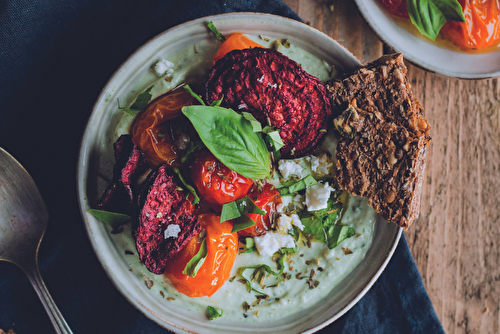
[
  {"left": 407, "top": 0, "right": 465, "bottom": 40},
  {"left": 182, "top": 105, "right": 271, "bottom": 179}
]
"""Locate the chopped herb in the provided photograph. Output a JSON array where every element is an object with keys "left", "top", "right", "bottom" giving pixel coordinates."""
[
  {"left": 182, "top": 238, "right": 207, "bottom": 277},
  {"left": 172, "top": 167, "right": 200, "bottom": 205},
  {"left": 278, "top": 174, "right": 317, "bottom": 196},
  {"left": 342, "top": 247, "right": 353, "bottom": 255},
  {"left": 207, "top": 306, "right": 223, "bottom": 320},
  {"left": 220, "top": 197, "right": 265, "bottom": 233},
  {"left": 206, "top": 21, "right": 226, "bottom": 42},
  {"left": 159, "top": 291, "right": 165, "bottom": 298},
  {"left": 240, "top": 237, "right": 256, "bottom": 254},
  {"left": 88, "top": 209, "right": 132, "bottom": 232},
  {"left": 183, "top": 84, "right": 205, "bottom": 106},
  {"left": 167, "top": 296, "right": 175, "bottom": 301},
  {"left": 242, "top": 301, "right": 251, "bottom": 312},
  {"left": 118, "top": 85, "right": 153, "bottom": 115},
  {"left": 143, "top": 275, "right": 154, "bottom": 289}
]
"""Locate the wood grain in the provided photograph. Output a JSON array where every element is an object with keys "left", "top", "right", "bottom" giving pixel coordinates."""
[{"left": 283, "top": 1, "right": 500, "bottom": 333}]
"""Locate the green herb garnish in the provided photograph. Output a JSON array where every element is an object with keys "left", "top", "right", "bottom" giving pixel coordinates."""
[
  {"left": 182, "top": 105, "right": 271, "bottom": 179},
  {"left": 118, "top": 85, "right": 153, "bottom": 115},
  {"left": 278, "top": 174, "right": 317, "bottom": 196},
  {"left": 89, "top": 209, "right": 132, "bottom": 232},
  {"left": 182, "top": 238, "right": 207, "bottom": 277},
  {"left": 172, "top": 167, "right": 200, "bottom": 205},
  {"left": 206, "top": 306, "right": 223, "bottom": 320},
  {"left": 221, "top": 197, "right": 265, "bottom": 233},
  {"left": 206, "top": 21, "right": 226, "bottom": 42}
]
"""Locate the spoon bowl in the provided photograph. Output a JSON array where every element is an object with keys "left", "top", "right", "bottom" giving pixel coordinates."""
[{"left": 0, "top": 147, "right": 72, "bottom": 334}]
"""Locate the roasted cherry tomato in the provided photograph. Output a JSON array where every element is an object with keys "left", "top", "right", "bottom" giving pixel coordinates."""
[
  {"left": 238, "top": 183, "right": 282, "bottom": 238},
  {"left": 212, "top": 33, "right": 263, "bottom": 65},
  {"left": 165, "top": 213, "right": 238, "bottom": 297},
  {"left": 379, "top": 0, "right": 409, "bottom": 18},
  {"left": 131, "top": 87, "right": 197, "bottom": 167},
  {"left": 191, "top": 150, "right": 254, "bottom": 206},
  {"left": 441, "top": 0, "right": 500, "bottom": 51}
]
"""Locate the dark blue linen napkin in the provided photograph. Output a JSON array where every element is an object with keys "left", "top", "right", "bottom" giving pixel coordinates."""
[{"left": 0, "top": 0, "right": 444, "bottom": 333}]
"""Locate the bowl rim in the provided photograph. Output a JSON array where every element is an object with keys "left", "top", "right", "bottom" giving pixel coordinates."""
[
  {"left": 77, "top": 11, "right": 403, "bottom": 333},
  {"left": 354, "top": 0, "right": 500, "bottom": 80}
]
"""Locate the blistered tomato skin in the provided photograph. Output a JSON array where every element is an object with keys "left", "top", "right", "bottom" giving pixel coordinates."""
[
  {"left": 212, "top": 33, "right": 263, "bottom": 65},
  {"left": 441, "top": 0, "right": 500, "bottom": 50},
  {"left": 238, "top": 184, "right": 282, "bottom": 238},
  {"left": 164, "top": 214, "right": 238, "bottom": 297},
  {"left": 131, "top": 88, "right": 197, "bottom": 167},
  {"left": 191, "top": 150, "right": 254, "bottom": 206}
]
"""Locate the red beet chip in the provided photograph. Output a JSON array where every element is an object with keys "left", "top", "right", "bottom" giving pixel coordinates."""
[
  {"left": 205, "top": 48, "right": 331, "bottom": 158},
  {"left": 134, "top": 164, "right": 200, "bottom": 275},
  {"left": 98, "top": 134, "right": 148, "bottom": 215}
]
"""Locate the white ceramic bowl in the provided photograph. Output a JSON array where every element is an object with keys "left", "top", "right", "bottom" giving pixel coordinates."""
[
  {"left": 77, "top": 13, "right": 402, "bottom": 334},
  {"left": 355, "top": 0, "right": 500, "bottom": 79}
]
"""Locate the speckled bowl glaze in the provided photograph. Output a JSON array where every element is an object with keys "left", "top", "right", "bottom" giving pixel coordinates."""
[
  {"left": 77, "top": 13, "right": 402, "bottom": 334},
  {"left": 354, "top": 0, "right": 500, "bottom": 79}
]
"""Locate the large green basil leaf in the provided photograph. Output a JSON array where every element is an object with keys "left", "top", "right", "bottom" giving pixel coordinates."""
[
  {"left": 182, "top": 105, "right": 271, "bottom": 179},
  {"left": 407, "top": 0, "right": 465, "bottom": 40}
]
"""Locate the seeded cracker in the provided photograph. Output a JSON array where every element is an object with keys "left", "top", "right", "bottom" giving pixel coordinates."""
[{"left": 326, "top": 54, "right": 431, "bottom": 228}]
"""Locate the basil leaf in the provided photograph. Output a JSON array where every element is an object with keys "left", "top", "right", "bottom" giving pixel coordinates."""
[
  {"left": 231, "top": 215, "right": 257, "bottom": 233},
  {"left": 180, "top": 140, "right": 205, "bottom": 163},
  {"left": 207, "top": 306, "right": 223, "bottom": 320},
  {"left": 221, "top": 197, "right": 265, "bottom": 222},
  {"left": 301, "top": 215, "right": 327, "bottom": 243},
  {"left": 172, "top": 168, "right": 200, "bottom": 205},
  {"left": 183, "top": 84, "right": 205, "bottom": 106},
  {"left": 407, "top": 0, "right": 465, "bottom": 40},
  {"left": 207, "top": 21, "right": 226, "bottom": 42},
  {"left": 265, "top": 129, "right": 284, "bottom": 151},
  {"left": 242, "top": 112, "right": 263, "bottom": 132},
  {"left": 182, "top": 238, "right": 207, "bottom": 277},
  {"left": 120, "top": 85, "right": 153, "bottom": 115},
  {"left": 278, "top": 174, "right": 317, "bottom": 195},
  {"left": 182, "top": 105, "right": 271, "bottom": 179},
  {"left": 327, "top": 225, "right": 355, "bottom": 249},
  {"left": 89, "top": 209, "right": 132, "bottom": 232}
]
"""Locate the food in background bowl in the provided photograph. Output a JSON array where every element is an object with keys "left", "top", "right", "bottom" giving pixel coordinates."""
[{"left": 378, "top": 0, "right": 500, "bottom": 51}]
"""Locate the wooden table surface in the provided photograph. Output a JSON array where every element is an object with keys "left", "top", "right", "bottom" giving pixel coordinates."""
[{"left": 282, "top": 1, "right": 500, "bottom": 333}]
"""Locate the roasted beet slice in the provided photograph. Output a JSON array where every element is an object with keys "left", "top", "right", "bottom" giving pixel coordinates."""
[
  {"left": 205, "top": 48, "right": 331, "bottom": 158},
  {"left": 98, "top": 134, "right": 148, "bottom": 215},
  {"left": 134, "top": 164, "right": 200, "bottom": 274}
]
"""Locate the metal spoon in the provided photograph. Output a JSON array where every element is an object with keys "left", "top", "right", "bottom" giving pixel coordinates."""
[{"left": 0, "top": 147, "right": 72, "bottom": 334}]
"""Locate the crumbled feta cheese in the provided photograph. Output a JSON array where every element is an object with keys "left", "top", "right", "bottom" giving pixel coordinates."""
[
  {"left": 164, "top": 224, "right": 181, "bottom": 239},
  {"left": 276, "top": 213, "right": 304, "bottom": 233},
  {"left": 276, "top": 215, "right": 293, "bottom": 233},
  {"left": 278, "top": 160, "right": 303, "bottom": 181},
  {"left": 254, "top": 232, "right": 296, "bottom": 257},
  {"left": 305, "top": 182, "right": 334, "bottom": 211},
  {"left": 290, "top": 213, "right": 304, "bottom": 230},
  {"left": 238, "top": 103, "right": 248, "bottom": 110},
  {"left": 257, "top": 74, "right": 265, "bottom": 83},
  {"left": 154, "top": 59, "right": 174, "bottom": 77},
  {"left": 310, "top": 154, "right": 333, "bottom": 177}
]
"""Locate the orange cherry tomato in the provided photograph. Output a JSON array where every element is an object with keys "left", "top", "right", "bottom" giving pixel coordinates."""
[
  {"left": 212, "top": 33, "right": 263, "bottom": 65},
  {"left": 165, "top": 213, "right": 238, "bottom": 297},
  {"left": 441, "top": 0, "right": 500, "bottom": 51},
  {"left": 131, "top": 87, "right": 197, "bottom": 167},
  {"left": 191, "top": 150, "right": 254, "bottom": 207},
  {"left": 238, "top": 184, "right": 282, "bottom": 238}
]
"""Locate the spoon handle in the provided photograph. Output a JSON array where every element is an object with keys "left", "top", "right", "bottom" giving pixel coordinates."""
[{"left": 25, "top": 261, "right": 73, "bottom": 334}]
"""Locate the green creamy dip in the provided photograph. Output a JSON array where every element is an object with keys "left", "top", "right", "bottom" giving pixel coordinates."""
[{"left": 110, "top": 34, "right": 376, "bottom": 322}]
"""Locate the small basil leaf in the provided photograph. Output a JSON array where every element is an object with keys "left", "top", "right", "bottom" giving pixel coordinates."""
[
  {"left": 120, "top": 85, "right": 153, "bottom": 115},
  {"left": 207, "top": 306, "right": 223, "bottom": 320},
  {"left": 327, "top": 225, "right": 355, "bottom": 249},
  {"left": 407, "top": 0, "right": 465, "bottom": 40},
  {"left": 265, "top": 129, "right": 284, "bottom": 151},
  {"left": 172, "top": 168, "right": 200, "bottom": 205},
  {"left": 221, "top": 197, "right": 265, "bottom": 222},
  {"left": 183, "top": 84, "right": 206, "bottom": 106},
  {"left": 182, "top": 105, "right": 271, "bottom": 179},
  {"left": 231, "top": 215, "right": 257, "bottom": 233},
  {"left": 89, "top": 209, "right": 132, "bottom": 232},
  {"left": 207, "top": 21, "right": 226, "bottom": 42},
  {"left": 182, "top": 238, "right": 207, "bottom": 277},
  {"left": 242, "top": 112, "right": 263, "bottom": 132},
  {"left": 279, "top": 174, "right": 318, "bottom": 195}
]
